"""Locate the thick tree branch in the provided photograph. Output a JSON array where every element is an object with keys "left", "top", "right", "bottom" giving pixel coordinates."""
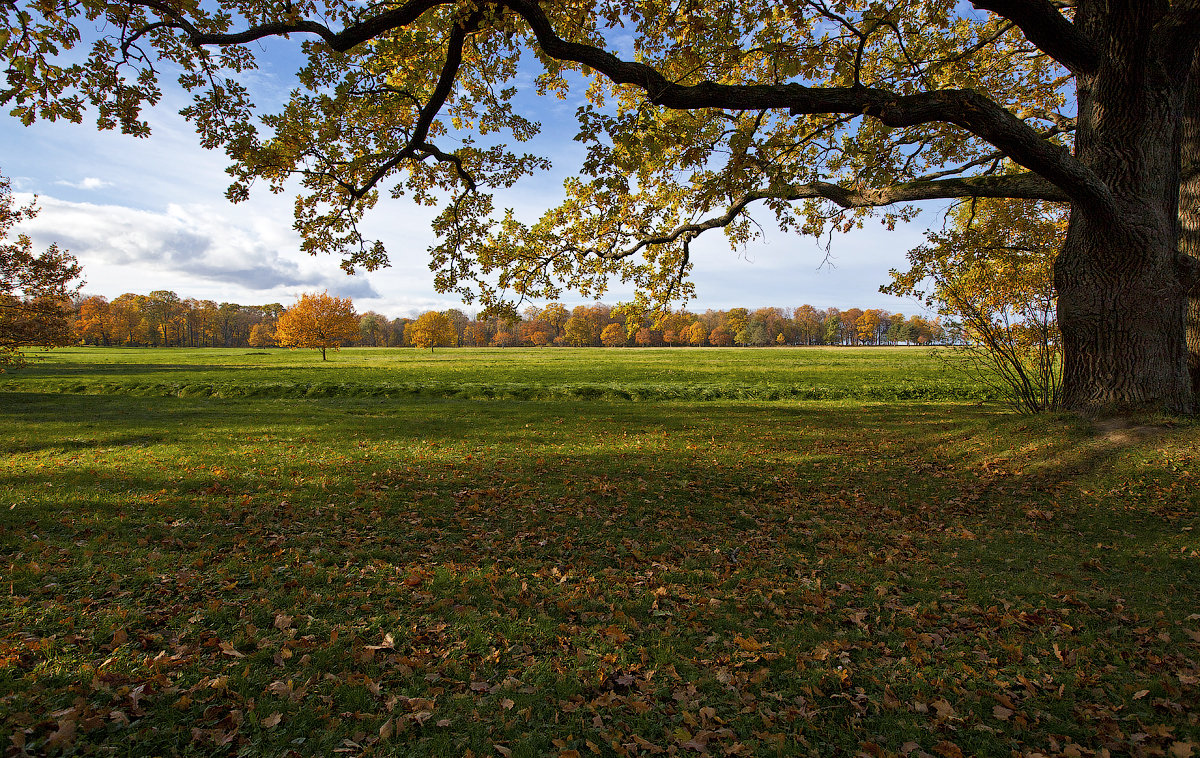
[
  {"left": 1155, "top": 0, "right": 1200, "bottom": 76},
  {"left": 129, "top": 0, "right": 1110, "bottom": 216},
  {"left": 127, "top": 0, "right": 453, "bottom": 52},
  {"left": 350, "top": 11, "right": 478, "bottom": 199},
  {"left": 968, "top": 0, "right": 1100, "bottom": 73},
  {"left": 603, "top": 172, "right": 1068, "bottom": 261},
  {"left": 506, "top": 0, "right": 1112, "bottom": 218}
]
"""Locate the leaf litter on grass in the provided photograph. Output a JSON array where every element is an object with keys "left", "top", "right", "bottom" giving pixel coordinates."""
[{"left": 0, "top": 366, "right": 1197, "bottom": 756}]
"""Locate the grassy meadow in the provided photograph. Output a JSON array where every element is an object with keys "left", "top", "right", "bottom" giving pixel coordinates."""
[
  {"left": 1, "top": 347, "right": 1197, "bottom": 757},
  {"left": 0, "top": 346, "right": 991, "bottom": 402}
]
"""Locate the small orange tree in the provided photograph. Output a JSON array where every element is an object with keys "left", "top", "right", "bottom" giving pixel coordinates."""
[
  {"left": 409, "top": 311, "right": 456, "bottom": 352},
  {"left": 600, "top": 323, "right": 626, "bottom": 347},
  {"left": 247, "top": 322, "right": 275, "bottom": 348},
  {"left": 275, "top": 292, "right": 359, "bottom": 361}
]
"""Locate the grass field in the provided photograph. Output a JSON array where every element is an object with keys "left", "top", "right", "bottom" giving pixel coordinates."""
[
  {"left": 1, "top": 347, "right": 1197, "bottom": 757},
  {"left": 0, "top": 346, "right": 995, "bottom": 402}
]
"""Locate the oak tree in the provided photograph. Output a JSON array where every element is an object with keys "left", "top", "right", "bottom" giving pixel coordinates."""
[
  {"left": 0, "top": 170, "right": 80, "bottom": 368},
  {"left": 684, "top": 321, "right": 708, "bottom": 347},
  {"left": 75, "top": 295, "right": 112, "bottom": 345},
  {"left": 275, "top": 291, "right": 360, "bottom": 360},
  {"left": 5, "top": 0, "right": 1200, "bottom": 410}
]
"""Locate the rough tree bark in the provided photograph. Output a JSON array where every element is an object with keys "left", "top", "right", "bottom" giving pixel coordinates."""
[
  {"left": 1055, "top": 1, "right": 1198, "bottom": 413},
  {"left": 1183, "top": 53, "right": 1200, "bottom": 399}
]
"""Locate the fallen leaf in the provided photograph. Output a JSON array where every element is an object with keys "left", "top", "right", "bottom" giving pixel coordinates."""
[
  {"left": 219, "top": 641, "right": 245, "bottom": 658},
  {"left": 931, "top": 698, "right": 955, "bottom": 720},
  {"left": 933, "top": 740, "right": 964, "bottom": 758},
  {"left": 733, "top": 635, "right": 763, "bottom": 652},
  {"left": 1169, "top": 742, "right": 1195, "bottom": 758},
  {"left": 46, "top": 719, "right": 76, "bottom": 751},
  {"left": 262, "top": 712, "right": 282, "bottom": 729}
]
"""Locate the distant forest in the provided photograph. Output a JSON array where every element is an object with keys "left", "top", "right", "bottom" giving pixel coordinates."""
[{"left": 70, "top": 291, "right": 950, "bottom": 348}]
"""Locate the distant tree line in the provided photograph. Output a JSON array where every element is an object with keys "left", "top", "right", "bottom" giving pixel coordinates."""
[{"left": 69, "top": 292, "right": 949, "bottom": 349}]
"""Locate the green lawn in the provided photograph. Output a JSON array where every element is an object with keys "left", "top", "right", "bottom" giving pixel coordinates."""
[
  {"left": 1, "top": 348, "right": 1197, "bottom": 757},
  {"left": 0, "top": 346, "right": 993, "bottom": 402}
]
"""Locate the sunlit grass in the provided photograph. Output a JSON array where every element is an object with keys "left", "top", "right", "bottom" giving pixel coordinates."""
[{"left": 1, "top": 346, "right": 993, "bottom": 401}]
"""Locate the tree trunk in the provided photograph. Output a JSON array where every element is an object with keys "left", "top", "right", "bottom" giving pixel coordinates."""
[
  {"left": 1056, "top": 3, "right": 1195, "bottom": 413},
  {"left": 1056, "top": 215, "right": 1191, "bottom": 411},
  {"left": 1183, "top": 54, "right": 1200, "bottom": 398}
]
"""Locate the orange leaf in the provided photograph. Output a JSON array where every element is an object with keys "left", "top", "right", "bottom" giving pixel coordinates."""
[{"left": 933, "top": 740, "right": 964, "bottom": 758}]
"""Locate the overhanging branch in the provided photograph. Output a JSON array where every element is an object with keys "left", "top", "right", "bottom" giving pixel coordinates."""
[
  {"left": 504, "top": 0, "right": 1114, "bottom": 218},
  {"left": 969, "top": 0, "right": 1100, "bottom": 73},
  {"left": 123, "top": 0, "right": 1110, "bottom": 218},
  {"left": 603, "top": 172, "right": 1068, "bottom": 261}
]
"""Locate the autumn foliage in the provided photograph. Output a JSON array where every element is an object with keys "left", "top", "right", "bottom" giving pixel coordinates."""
[
  {"left": 408, "top": 311, "right": 457, "bottom": 352},
  {"left": 0, "top": 170, "right": 80, "bottom": 368},
  {"left": 274, "top": 292, "right": 360, "bottom": 360},
  {"left": 886, "top": 199, "right": 1064, "bottom": 412}
]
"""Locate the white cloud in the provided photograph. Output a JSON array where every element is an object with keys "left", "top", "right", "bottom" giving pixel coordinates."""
[
  {"left": 55, "top": 177, "right": 112, "bottom": 191},
  {"left": 15, "top": 194, "right": 379, "bottom": 301}
]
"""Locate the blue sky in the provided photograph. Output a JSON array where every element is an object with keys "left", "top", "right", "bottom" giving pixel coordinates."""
[{"left": 1, "top": 38, "right": 939, "bottom": 319}]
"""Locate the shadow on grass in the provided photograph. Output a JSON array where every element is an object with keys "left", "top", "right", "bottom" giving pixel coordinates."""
[{"left": 1, "top": 391, "right": 1196, "bottom": 757}]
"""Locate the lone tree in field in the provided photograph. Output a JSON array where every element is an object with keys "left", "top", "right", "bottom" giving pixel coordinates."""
[
  {"left": 0, "top": 169, "right": 80, "bottom": 369},
  {"left": 409, "top": 311, "right": 457, "bottom": 352},
  {"left": 4, "top": 0, "right": 1200, "bottom": 411},
  {"left": 275, "top": 292, "right": 360, "bottom": 361}
]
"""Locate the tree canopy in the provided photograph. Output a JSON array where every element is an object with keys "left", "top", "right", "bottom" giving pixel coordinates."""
[
  {"left": 3, "top": 0, "right": 1199, "bottom": 410},
  {"left": 0, "top": 170, "right": 80, "bottom": 368},
  {"left": 275, "top": 291, "right": 360, "bottom": 360},
  {"left": 409, "top": 310, "right": 457, "bottom": 351}
]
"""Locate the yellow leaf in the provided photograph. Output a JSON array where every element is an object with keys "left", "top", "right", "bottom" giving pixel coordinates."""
[{"left": 733, "top": 635, "right": 763, "bottom": 652}]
